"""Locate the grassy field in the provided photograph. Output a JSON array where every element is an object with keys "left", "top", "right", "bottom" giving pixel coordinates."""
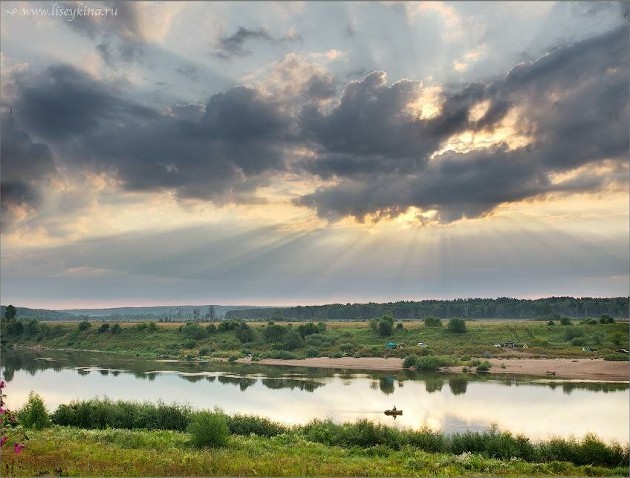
[
  {"left": 3, "top": 424, "right": 628, "bottom": 477},
  {"left": 4, "top": 317, "right": 629, "bottom": 364}
]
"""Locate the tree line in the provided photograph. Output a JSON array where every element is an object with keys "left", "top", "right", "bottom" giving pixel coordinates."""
[{"left": 225, "top": 297, "right": 629, "bottom": 322}]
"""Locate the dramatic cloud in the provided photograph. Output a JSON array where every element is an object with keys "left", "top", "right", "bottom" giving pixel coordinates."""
[
  {"left": 0, "top": 115, "right": 57, "bottom": 229},
  {"left": 3, "top": 24, "right": 628, "bottom": 226},
  {"left": 8, "top": 64, "right": 294, "bottom": 205},
  {"left": 297, "top": 27, "right": 629, "bottom": 222}
]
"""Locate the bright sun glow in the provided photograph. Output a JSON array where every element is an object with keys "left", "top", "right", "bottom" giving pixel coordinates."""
[{"left": 432, "top": 106, "right": 533, "bottom": 158}]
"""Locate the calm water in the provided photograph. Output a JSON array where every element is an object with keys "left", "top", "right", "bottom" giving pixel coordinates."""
[{"left": 1, "top": 349, "right": 628, "bottom": 443}]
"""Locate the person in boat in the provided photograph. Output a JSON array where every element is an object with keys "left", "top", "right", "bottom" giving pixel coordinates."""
[{"left": 392, "top": 406, "right": 396, "bottom": 411}]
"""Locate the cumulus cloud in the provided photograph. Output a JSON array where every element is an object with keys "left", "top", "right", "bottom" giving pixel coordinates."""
[
  {"left": 297, "top": 27, "right": 629, "bottom": 222},
  {"left": 7, "top": 64, "right": 294, "bottom": 209},
  {"left": 2, "top": 27, "right": 627, "bottom": 228}
]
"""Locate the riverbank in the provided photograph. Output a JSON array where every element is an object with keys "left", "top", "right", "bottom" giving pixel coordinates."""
[{"left": 236, "top": 356, "right": 629, "bottom": 382}]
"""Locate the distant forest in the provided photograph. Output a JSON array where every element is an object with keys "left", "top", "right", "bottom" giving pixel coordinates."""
[
  {"left": 2, "top": 297, "right": 628, "bottom": 322},
  {"left": 225, "top": 297, "right": 629, "bottom": 322}
]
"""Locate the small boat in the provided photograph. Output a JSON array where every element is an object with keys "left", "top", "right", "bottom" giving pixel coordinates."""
[{"left": 384, "top": 408, "right": 403, "bottom": 417}]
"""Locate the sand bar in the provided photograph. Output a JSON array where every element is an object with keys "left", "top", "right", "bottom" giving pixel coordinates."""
[{"left": 240, "top": 356, "right": 629, "bottom": 382}]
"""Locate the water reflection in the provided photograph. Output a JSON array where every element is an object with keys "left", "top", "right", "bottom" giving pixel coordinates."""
[{"left": 1, "top": 348, "right": 628, "bottom": 443}]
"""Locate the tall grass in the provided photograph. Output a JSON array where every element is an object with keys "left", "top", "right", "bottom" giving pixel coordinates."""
[{"left": 48, "top": 399, "right": 629, "bottom": 468}]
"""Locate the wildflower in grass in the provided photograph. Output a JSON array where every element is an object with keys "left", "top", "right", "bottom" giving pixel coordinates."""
[{"left": 0, "top": 379, "right": 24, "bottom": 455}]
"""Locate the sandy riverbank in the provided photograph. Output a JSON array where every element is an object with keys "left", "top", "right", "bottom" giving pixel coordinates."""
[{"left": 238, "top": 356, "right": 629, "bottom": 381}]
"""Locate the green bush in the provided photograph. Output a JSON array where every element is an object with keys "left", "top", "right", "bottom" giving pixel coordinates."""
[
  {"left": 402, "top": 354, "right": 418, "bottom": 368},
  {"left": 98, "top": 323, "right": 110, "bottom": 332},
  {"left": 78, "top": 321, "right": 92, "bottom": 331},
  {"left": 188, "top": 412, "right": 229, "bottom": 448},
  {"left": 476, "top": 361, "right": 491, "bottom": 372},
  {"left": 563, "top": 327, "right": 584, "bottom": 341},
  {"left": 17, "top": 392, "right": 51, "bottom": 429},
  {"left": 305, "top": 346, "right": 319, "bottom": 358},
  {"left": 424, "top": 317, "right": 442, "bottom": 327},
  {"left": 559, "top": 317, "right": 572, "bottom": 325},
  {"left": 447, "top": 318, "right": 467, "bottom": 333},
  {"left": 226, "top": 414, "right": 287, "bottom": 437},
  {"left": 111, "top": 323, "right": 122, "bottom": 334},
  {"left": 234, "top": 322, "right": 255, "bottom": 343},
  {"left": 414, "top": 355, "right": 453, "bottom": 371}
]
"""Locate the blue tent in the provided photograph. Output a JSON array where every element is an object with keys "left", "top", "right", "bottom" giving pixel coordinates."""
[{"left": 385, "top": 341, "right": 397, "bottom": 349}]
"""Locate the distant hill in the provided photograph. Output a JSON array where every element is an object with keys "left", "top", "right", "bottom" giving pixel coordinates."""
[
  {"left": 0, "top": 305, "right": 76, "bottom": 321},
  {"left": 224, "top": 297, "right": 630, "bottom": 322}
]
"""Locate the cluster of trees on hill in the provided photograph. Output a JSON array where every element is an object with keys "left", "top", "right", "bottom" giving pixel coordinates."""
[{"left": 225, "top": 297, "right": 629, "bottom": 322}]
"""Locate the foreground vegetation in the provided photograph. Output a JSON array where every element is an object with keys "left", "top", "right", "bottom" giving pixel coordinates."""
[
  {"left": 3, "top": 313, "right": 628, "bottom": 365},
  {"left": 2, "top": 396, "right": 628, "bottom": 477}
]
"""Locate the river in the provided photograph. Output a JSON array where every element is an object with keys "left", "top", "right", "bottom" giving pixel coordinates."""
[{"left": 1, "top": 349, "right": 628, "bottom": 443}]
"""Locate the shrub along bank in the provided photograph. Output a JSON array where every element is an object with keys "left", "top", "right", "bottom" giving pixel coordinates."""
[{"left": 41, "top": 398, "right": 629, "bottom": 468}]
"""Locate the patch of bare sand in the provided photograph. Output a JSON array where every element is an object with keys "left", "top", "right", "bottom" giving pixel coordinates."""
[
  {"left": 238, "top": 356, "right": 628, "bottom": 381},
  {"left": 456, "top": 358, "right": 629, "bottom": 382}
]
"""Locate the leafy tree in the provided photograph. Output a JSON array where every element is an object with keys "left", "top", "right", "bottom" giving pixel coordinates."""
[
  {"left": 181, "top": 323, "right": 208, "bottom": 340},
  {"left": 263, "top": 324, "right": 286, "bottom": 344},
  {"left": 98, "top": 323, "right": 110, "bottom": 333},
  {"left": 317, "top": 321, "right": 327, "bottom": 332},
  {"left": 559, "top": 317, "right": 572, "bottom": 326},
  {"left": 4, "top": 304, "right": 16, "bottom": 320},
  {"left": 78, "top": 321, "right": 92, "bottom": 331},
  {"left": 378, "top": 320, "right": 393, "bottom": 337},
  {"left": 234, "top": 322, "right": 255, "bottom": 343},
  {"left": 18, "top": 392, "right": 51, "bottom": 429},
  {"left": 447, "top": 318, "right": 467, "bottom": 333},
  {"left": 110, "top": 323, "right": 122, "bottom": 334},
  {"left": 599, "top": 314, "right": 615, "bottom": 324},
  {"left": 376, "top": 314, "right": 394, "bottom": 337},
  {"left": 297, "top": 322, "right": 319, "bottom": 338},
  {"left": 282, "top": 329, "right": 303, "bottom": 351}
]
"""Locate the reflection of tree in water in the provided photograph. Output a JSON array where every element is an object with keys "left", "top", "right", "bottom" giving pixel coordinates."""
[
  {"left": 206, "top": 376, "right": 216, "bottom": 383},
  {"left": 425, "top": 376, "right": 443, "bottom": 393},
  {"left": 217, "top": 375, "right": 258, "bottom": 391},
  {"left": 261, "top": 378, "right": 323, "bottom": 393},
  {"left": 448, "top": 378, "right": 468, "bottom": 396},
  {"left": 379, "top": 376, "right": 395, "bottom": 395},
  {"left": 99, "top": 369, "right": 109, "bottom": 376},
  {"left": 181, "top": 374, "right": 206, "bottom": 384}
]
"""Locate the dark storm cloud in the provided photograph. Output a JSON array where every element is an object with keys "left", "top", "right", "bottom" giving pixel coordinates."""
[
  {"left": 0, "top": 115, "right": 57, "bottom": 229},
  {"left": 9, "top": 65, "right": 292, "bottom": 203},
  {"left": 297, "top": 27, "right": 629, "bottom": 222},
  {"left": 13, "top": 64, "right": 155, "bottom": 141},
  {"left": 213, "top": 26, "right": 302, "bottom": 60}
]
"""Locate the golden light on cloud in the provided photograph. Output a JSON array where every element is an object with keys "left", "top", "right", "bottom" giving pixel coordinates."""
[
  {"left": 407, "top": 85, "right": 443, "bottom": 120},
  {"left": 548, "top": 160, "right": 629, "bottom": 188},
  {"left": 468, "top": 100, "right": 491, "bottom": 122},
  {"left": 432, "top": 106, "right": 533, "bottom": 157}
]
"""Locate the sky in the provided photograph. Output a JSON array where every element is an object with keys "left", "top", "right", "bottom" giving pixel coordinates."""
[{"left": 1, "top": 1, "right": 628, "bottom": 309}]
